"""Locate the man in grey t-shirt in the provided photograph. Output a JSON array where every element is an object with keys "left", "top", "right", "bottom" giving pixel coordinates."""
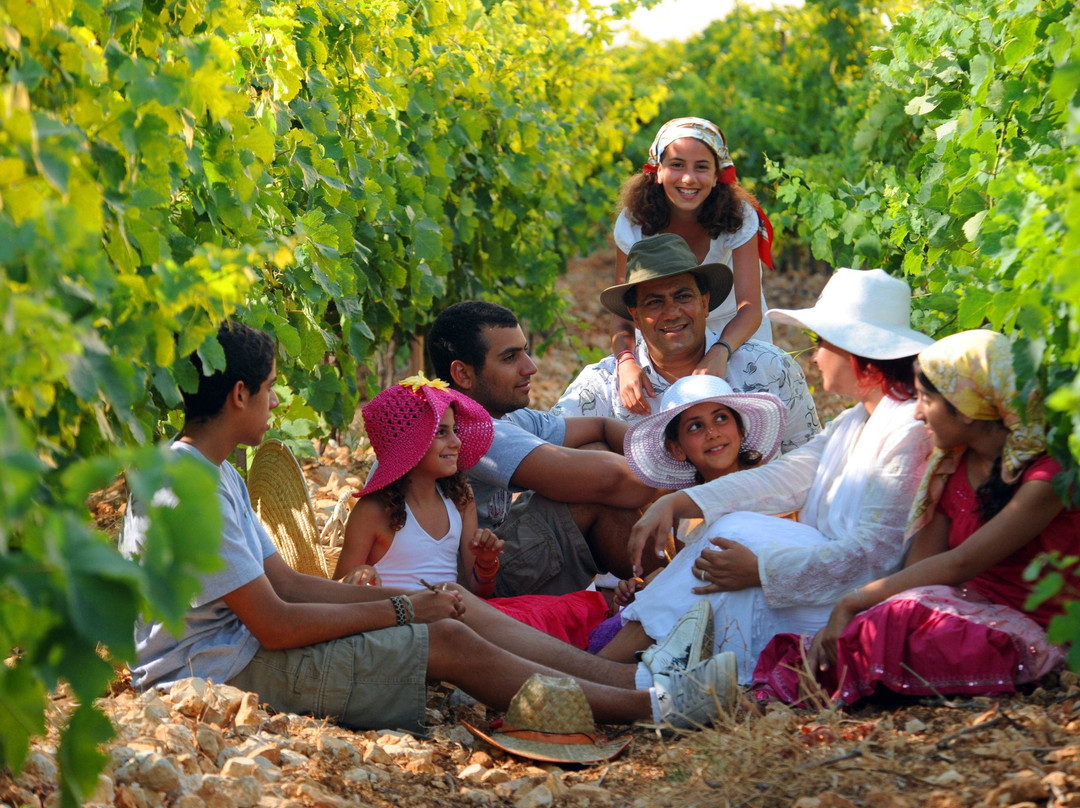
[{"left": 429, "top": 302, "right": 657, "bottom": 597}]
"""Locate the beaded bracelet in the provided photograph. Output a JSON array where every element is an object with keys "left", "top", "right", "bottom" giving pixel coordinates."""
[
  {"left": 716, "top": 340, "right": 733, "bottom": 361},
  {"left": 389, "top": 595, "right": 412, "bottom": 626},
  {"left": 472, "top": 558, "right": 500, "bottom": 582}
]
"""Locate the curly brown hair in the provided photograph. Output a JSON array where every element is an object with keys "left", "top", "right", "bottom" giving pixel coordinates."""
[
  {"left": 379, "top": 471, "right": 474, "bottom": 532},
  {"left": 618, "top": 171, "right": 759, "bottom": 240}
]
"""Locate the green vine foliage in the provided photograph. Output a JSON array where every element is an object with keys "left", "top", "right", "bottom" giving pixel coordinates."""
[
  {"left": 0, "top": 0, "right": 656, "bottom": 801},
  {"left": 608, "top": 0, "right": 894, "bottom": 213},
  {"left": 763, "top": 0, "right": 1080, "bottom": 657},
  {"left": 766, "top": 0, "right": 1080, "bottom": 476}
]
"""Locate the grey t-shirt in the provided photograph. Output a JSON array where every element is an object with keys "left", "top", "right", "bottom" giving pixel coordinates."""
[
  {"left": 467, "top": 408, "right": 567, "bottom": 530},
  {"left": 119, "top": 442, "right": 276, "bottom": 690}
]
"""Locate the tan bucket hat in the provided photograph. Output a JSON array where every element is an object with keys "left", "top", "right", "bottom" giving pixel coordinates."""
[
  {"left": 601, "top": 233, "right": 733, "bottom": 321},
  {"left": 462, "top": 674, "right": 632, "bottom": 764}
]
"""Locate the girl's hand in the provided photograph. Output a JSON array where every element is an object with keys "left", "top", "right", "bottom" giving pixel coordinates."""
[
  {"left": 614, "top": 576, "right": 646, "bottom": 607},
  {"left": 691, "top": 537, "right": 760, "bottom": 593},
  {"left": 628, "top": 494, "right": 684, "bottom": 576},
  {"left": 807, "top": 599, "right": 859, "bottom": 672},
  {"left": 618, "top": 359, "right": 656, "bottom": 415},
  {"left": 407, "top": 587, "right": 465, "bottom": 623},
  {"left": 341, "top": 565, "right": 381, "bottom": 586},
  {"left": 470, "top": 528, "right": 504, "bottom": 561}
]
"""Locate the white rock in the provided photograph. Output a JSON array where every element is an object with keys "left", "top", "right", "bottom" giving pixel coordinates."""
[
  {"left": 278, "top": 749, "right": 310, "bottom": 768},
  {"left": 904, "top": 718, "right": 927, "bottom": 734},
  {"left": 458, "top": 788, "right": 494, "bottom": 805},
  {"left": 341, "top": 766, "right": 389, "bottom": 784},
  {"left": 197, "top": 775, "right": 259, "bottom": 808},
  {"left": 154, "top": 724, "right": 197, "bottom": 756},
  {"left": 568, "top": 784, "right": 611, "bottom": 803},
  {"left": 316, "top": 736, "right": 360, "bottom": 766},
  {"left": 220, "top": 758, "right": 259, "bottom": 778},
  {"left": 233, "top": 692, "right": 261, "bottom": 733},
  {"left": 169, "top": 679, "right": 209, "bottom": 717},
  {"left": 22, "top": 750, "right": 57, "bottom": 783},
  {"left": 136, "top": 755, "right": 181, "bottom": 792},
  {"left": 928, "top": 769, "right": 965, "bottom": 786},
  {"left": 458, "top": 763, "right": 486, "bottom": 780},
  {"left": 195, "top": 727, "right": 222, "bottom": 761},
  {"left": 514, "top": 784, "right": 553, "bottom": 808}
]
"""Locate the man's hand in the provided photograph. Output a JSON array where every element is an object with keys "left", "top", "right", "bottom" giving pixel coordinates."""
[
  {"left": 340, "top": 565, "right": 381, "bottom": 586},
  {"left": 690, "top": 537, "right": 760, "bottom": 593},
  {"left": 407, "top": 588, "right": 466, "bottom": 623},
  {"left": 618, "top": 360, "right": 657, "bottom": 416}
]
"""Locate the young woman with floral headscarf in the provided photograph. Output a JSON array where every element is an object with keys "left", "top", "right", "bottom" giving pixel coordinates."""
[
  {"left": 754, "top": 330, "right": 1078, "bottom": 705},
  {"left": 611, "top": 117, "right": 775, "bottom": 415}
]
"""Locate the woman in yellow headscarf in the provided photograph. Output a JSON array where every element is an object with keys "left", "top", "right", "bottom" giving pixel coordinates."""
[{"left": 754, "top": 330, "right": 1078, "bottom": 706}]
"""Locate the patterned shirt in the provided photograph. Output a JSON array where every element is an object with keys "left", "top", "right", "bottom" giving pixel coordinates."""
[{"left": 552, "top": 332, "right": 820, "bottom": 454}]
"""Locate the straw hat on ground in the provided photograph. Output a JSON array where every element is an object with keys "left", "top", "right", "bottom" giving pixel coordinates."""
[
  {"left": 766, "top": 267, "right": 934, "bottom": 360},
  {"left": 247, "top": 439, "right": 331, "bottom": 578},
  {"left": 463, "top": 674, "right": 632, "bottom": 764}
]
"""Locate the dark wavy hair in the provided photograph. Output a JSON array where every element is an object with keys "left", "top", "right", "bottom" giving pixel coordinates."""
[
  {"left": 182, "top": 321, "right": 276, "bottom": 422},
  {"left": 618, "top": 171, "right": 759, "bottom": 240},
  {"left": 663, "top": 405, "right": 762, "bottom": 486},
  {"left": 916, "top": 365, "right": 1020, "bottom": 522}
]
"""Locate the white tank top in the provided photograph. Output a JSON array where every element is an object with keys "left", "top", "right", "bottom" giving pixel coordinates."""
[{"left": 373, "top": 490, "right": 462, "bottom": 589}]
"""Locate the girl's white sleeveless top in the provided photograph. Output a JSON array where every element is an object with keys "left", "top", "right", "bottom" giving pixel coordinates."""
[{"left": 373, "top": 490, "right": 462, "bottom": 589}]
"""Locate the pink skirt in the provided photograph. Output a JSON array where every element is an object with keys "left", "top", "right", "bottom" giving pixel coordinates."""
[
  {"left": 490, "top": 591, "right": 610, "bottom": 650},
  {"left": 752, "top": 585, "right": 1064, "bottom": 706}
]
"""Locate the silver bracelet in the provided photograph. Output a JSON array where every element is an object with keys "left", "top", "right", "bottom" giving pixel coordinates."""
[{"left": 402, "top": 595, "right": 415, "bottom": 623}]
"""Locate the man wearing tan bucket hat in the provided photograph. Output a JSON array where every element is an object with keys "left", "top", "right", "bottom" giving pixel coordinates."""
[
  {"left": 555, "top": 234, "right": 820, "bottom": 455},
  {"left": 122, "top": 321, "right": 740, "bottom": 739}
]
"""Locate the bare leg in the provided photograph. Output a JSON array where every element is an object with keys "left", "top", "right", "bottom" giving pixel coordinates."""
[
  {"left": 426, "top": 620, "right": 651, "bottom": 724},
  {"left": 451, "top": 584, "right": 637, "bottom": 689},
  {"left": 596, "top": 620, "right": 651, "bottom": 663}
]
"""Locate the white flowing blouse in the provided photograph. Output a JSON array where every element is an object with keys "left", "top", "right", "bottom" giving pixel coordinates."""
[{"left": 684, "top": 397, "right": 934, "bottom": 608}]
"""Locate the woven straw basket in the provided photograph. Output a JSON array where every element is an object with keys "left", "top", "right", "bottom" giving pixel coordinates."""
[{"left": 247, "top": 439, "right": 331, "bottom": 578}]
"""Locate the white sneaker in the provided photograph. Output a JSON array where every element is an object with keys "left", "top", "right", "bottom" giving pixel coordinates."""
[
  {"left": 641, "top": 600, "right": 714, "bottom": 676},
  {"left": 653, "top": 651, "right": 738, "bottom": 729}
]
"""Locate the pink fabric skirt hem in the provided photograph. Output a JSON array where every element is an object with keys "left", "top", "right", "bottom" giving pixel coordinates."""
[{"left": 752, "top": 585, "right": 1064, "bottom": 706}]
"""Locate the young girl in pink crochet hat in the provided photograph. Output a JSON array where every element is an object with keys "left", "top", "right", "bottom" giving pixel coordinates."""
[
  {"left": 335, "top": 374, "right": 608, "bottom": 647},
  {"left": 334, "top": 373, "right": 503, "bottom": 595},
  {"left": 612, "top": 116, "right": 775, "bottom": 415}
]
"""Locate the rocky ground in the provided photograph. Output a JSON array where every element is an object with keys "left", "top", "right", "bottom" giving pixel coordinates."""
[{"left": 8, "top": 248, "right": 1080, "bottom": 808}]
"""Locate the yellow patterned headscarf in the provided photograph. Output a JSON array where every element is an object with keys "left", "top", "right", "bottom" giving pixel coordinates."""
[{"left": 905, "top": 329, "right": 1046, "bottom": 536}]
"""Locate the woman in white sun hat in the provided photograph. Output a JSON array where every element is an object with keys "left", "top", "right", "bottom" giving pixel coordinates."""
[{"left": 614, "top": 268, "right": 937, "bottom": 685}]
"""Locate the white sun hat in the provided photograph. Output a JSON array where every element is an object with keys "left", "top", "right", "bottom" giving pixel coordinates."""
[
  {"left": 624, "top": 375, "right": 785, "bottom": 489},
  {"left": 766, "top": 268, "right": 934, "bottom": 360}
]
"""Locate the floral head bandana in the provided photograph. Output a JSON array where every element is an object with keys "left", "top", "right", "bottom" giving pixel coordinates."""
[
  {"left": 906, "top": 329, "right": 1046, "bottom": 536},
  {"left": 641, "top": 116, "right": 774, "bottom": 270},
  {"left": 645, "top": 117, "right": 734, "bottom": 178}
]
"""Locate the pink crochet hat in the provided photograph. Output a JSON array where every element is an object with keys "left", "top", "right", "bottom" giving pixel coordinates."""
[{"left": 359, "top": 373, "right": 494, "bottom": 496}]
